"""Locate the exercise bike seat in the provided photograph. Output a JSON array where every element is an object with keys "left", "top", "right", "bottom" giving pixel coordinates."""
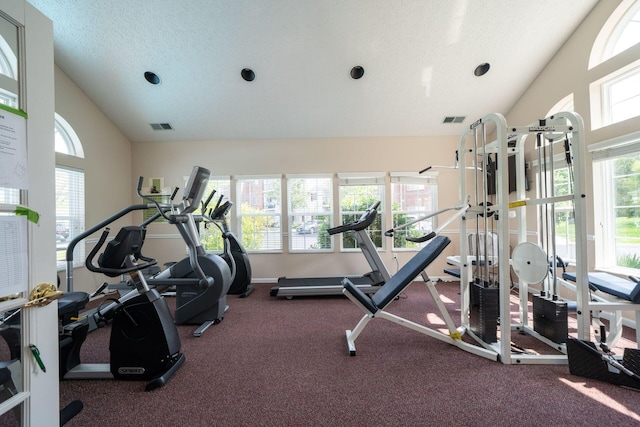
[{"left": 58, "top": 292, "right": 89, "bottom": 325}]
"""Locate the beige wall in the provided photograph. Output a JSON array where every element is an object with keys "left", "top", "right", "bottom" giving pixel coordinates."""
[
  {"left": 131, "top": 136, "right": 462, "bottom": 280},
  {"left": 55, "top": 66, "right": 134, "bottom": 292}
]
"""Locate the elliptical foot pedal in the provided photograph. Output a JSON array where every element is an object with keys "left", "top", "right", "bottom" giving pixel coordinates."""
[
  {"left": 193, "top": 320, "right": 216, "bottom": 337},
  {"left": 145, "top": 353, "right": 186, "bottom": 391}
]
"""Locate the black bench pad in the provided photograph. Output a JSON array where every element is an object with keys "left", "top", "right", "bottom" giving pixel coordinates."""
[
  {"left": 444, "top": 268, "right": 461, "bottom": 278},
  {"left": 343, "top": 235, "right": 451, "bottom": 313},
  {"left": 562, "top": 271, "right": 640, "bottom": 303}
]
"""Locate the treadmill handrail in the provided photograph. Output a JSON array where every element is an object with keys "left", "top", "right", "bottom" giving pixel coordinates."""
[{"left": 328, "top": 201, "right": 380, "bottom": 235}]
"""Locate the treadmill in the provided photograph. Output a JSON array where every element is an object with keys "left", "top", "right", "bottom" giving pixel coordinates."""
[{"left": 270, "top": 201, "right": 391, "bottom": 298}]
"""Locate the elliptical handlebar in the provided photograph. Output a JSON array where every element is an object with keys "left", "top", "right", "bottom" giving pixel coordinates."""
[
  {"left": 85, "top": 227, "right": 157, "bottom": 277},
  {"left": 327, "top": 201, "right": 380, "bottom": 235},
  {"left": 137, "top": 176, "right": 175, "bottom": 222},
  {"left": 209, "top": 200, "right": 233, "bottom": 222}
]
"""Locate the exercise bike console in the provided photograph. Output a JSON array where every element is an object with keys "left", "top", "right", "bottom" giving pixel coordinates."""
[{"left": 85, "top": 226, "right": 157, "bottom": 277}]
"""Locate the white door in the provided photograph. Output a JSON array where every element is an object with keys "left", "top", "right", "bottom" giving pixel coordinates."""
[{"left": 0, "top": 1, "right": 59, "bottom": 426}]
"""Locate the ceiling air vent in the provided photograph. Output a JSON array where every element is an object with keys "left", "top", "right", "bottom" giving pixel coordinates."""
[
  {"left": 443, "top": 116, "right": 465, "bottom": 124},
  {"left": 150, "top": 123, "right": 173, "bottom": 130}
]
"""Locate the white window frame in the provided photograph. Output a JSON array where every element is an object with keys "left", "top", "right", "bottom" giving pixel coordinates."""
[
  {"left": 531, "top": 153, "right": 577, "bottom": 263},
  {"left": 590, "top": 132, "right": 640, "bottom": 273},
  {"left": 286, "top": 174, "right": 333, "bottom": 253},
  {"left": 603, "top": 66, "right": 640, "bottom": 125},
  {"left": 590, "top": 59, "right": 640, "bottom": 130},
  {"left": 199, "top": 176, "right": 231, "bottom": 252},
  {"left": 390, "top": 172, "right": 438, "bottom": 250},
  {"left": 235, "top": 175, "right": 282, "bottom": 253},
  {"left": 55, "top": 113, "right": 84, "bottom": 157},
  {"left": 55, "top": 114, "right": 85, "bottom": 270},
  {"left": 589, "top": 0, "right": 640, "bottom": 69},
  {"left": 338, "top": 173, "right": 385, "bottom": 252},
  {"left": 55, "top": 165, "right": 85, "bottom": 270},
  {"left": 547, "top": 94, "right": 574, "bottom": 118}
]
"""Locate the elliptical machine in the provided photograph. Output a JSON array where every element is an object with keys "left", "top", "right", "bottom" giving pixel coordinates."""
[
  {"left": 59, "top": 225, "right": 185, "bottom": 391},
  {"left": 142, "top": 168, "right": 232, "bottom": 337},
  {"left": 204, "top": 194, "right": 254, "bottom": 298}
]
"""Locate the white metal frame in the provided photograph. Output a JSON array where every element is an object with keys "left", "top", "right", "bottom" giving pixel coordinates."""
[
  {"left": 456, "top": 112, "right": 591, "bottom": 364},
  {"left": 344, "top": 270, "right": 498, "bottom": 361}
]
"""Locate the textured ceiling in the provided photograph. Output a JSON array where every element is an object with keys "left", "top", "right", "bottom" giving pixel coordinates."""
[{"left": 27, "top": 0, "right": 598, "bottom": 142}]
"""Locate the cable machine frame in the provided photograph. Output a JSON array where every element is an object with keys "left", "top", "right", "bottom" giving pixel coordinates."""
[{"left": 455, "top": 112, "right": 589, "bottom": 365}]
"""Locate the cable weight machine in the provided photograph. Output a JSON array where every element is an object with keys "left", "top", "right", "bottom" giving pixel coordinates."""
[{"left": 453, "top": 112, "right": 589, "bottom": 364}]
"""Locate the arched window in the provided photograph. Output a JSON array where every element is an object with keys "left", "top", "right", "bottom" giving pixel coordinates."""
[
  {"left": 546, "top": 94, "right": 574, "bottom": 117},
  {"left": 589, "top": 1, "right": 640, "bottom": 129},
  {"left": 0, "top": 34, "right": 16, "bottom": 79},
  {"left": 55, "top": 114, "right": 85, "bottom": 269},
  {"left": 604, "top": 1, "right": 640, "bottom": 60},
  {"left": 590, "top": 0, "right": 640, "bottom": 68},
  {"left": 55, "top": 113, "right": 84, "bottom": 158}
]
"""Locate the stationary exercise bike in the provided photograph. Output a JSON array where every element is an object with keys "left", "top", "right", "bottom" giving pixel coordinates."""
[
  {"left": 204, "top": 194, "right": 254, "bottom": 298},
  {"left": 59, "top": 225, "right": 185, "bottom": 391}
]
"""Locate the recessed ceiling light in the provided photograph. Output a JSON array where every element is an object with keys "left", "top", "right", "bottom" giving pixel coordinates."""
[
  {"left": 350, "top": 66, "right": 365, "bottom": 80},
  {"left": 144, "top": 71, "right": 161, "bottom": 85},
  {"left": 474, "top": 63, "right": 490, "bottom": 77},
  {"left": 241, "top": 68, "right": 255, "bottom": 82}
]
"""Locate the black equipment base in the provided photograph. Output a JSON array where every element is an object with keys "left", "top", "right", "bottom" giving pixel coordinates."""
[
  {"left": 109, "top": 290, "right": 184, "bottom": 388},
  {"left": 532, "top": 294, "right": 568, "bottom": 344},
  {"left": 567, "top": 337, "right": 640, "bottom": 390}
]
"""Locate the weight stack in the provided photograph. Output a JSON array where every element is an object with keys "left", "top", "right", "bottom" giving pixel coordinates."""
[
  {"left": 469, "top": 282, "right": 499, "bottom": 343},
  {"left": 532, "top": 294, "right": 568, "bottom": 343}
]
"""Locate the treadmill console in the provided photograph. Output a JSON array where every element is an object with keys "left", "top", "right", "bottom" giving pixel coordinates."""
[{"left": 328, "top": 201, "right": 380, "bottom": 235}]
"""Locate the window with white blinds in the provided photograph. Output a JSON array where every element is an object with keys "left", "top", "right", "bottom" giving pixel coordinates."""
[
  {"left": 591, "top": 132, "right": 640, "bottom": 270},
  {"left": 235, "top": 175, "right": 282, "bottom": 252},
  {"left": 199, "top": 176, "right": 231, "bottom": 252},
  {"left": 390, "top": 172, "right": 437, "bottom": 249},
  {"left": 338, "top": 173, "right": 385, "bottom": 250},
  {"left": 55, "top": 166, "right": 85, "bottom": 269},
  {"left": 287, "top": 175, "right": 333, "bottom": 252}
]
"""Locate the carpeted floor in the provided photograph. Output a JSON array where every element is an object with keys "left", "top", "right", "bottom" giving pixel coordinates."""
[{"left": 57, "top": 281, "right": 640, "bottom": 426}]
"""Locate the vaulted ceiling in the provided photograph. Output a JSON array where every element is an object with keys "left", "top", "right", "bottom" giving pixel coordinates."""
[{"left": 28, "top": 0, "right": 598, "bottom": 142}]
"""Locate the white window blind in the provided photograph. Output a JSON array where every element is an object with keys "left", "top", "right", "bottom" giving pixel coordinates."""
[
  {"left": 390, "top": 172, "right": 438, "bottom": 249},
  {"left": 287, "top": 174, "right": 333, "bottom": 252},
  {"left": 590, "top": 130, "right": 640, "bottom": 161},
  {"left": 235, "top": 175, "right": 282, "bottom": 252},
  {"left": 56, "top": 166, "right": 85, "bottom": 269}
]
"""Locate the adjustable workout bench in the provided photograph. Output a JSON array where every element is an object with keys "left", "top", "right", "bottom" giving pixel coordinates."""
[
  {"left": 561, "top": 271, "right": 640, "bottom": 303},
  {"left": 342, "top": 235, "right": 498, "bottom": 360},
  {"left": 562, "top": 271, "right": 640, "bottom": 346}
]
